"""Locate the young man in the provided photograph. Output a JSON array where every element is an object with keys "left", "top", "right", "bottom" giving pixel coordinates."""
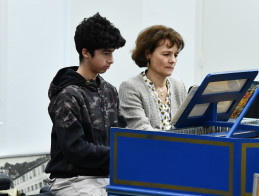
[{"left": 45, "top": 13, "right": 127, "bottom": 196}]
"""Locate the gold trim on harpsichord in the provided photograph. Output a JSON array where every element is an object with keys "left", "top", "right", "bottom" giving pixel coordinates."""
[
  {"left": 113, "top": 132, "right": 234, "bottom": 196},
  {"left": 241, "top": 143, "right": 259, "bottom": 196}
]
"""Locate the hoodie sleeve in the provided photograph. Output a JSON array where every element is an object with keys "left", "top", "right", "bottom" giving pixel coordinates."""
[
  {"left": 115, "top": 89, "right": 127, "bottom": 128},
  {"left": 51, "top": 91, "right": 109, "bottom": 169}
]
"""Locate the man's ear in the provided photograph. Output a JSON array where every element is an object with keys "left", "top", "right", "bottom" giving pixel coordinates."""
[{"left": 82, "top": 48, "right": 91, "bottom": 59}]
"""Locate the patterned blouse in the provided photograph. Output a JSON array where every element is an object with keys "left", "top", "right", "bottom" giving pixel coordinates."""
[{"left": 141, "top": 71, "right": 172, "bottom": 130}]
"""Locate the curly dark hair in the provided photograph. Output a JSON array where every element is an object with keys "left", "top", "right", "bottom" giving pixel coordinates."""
[
  {"left": 132, "top": 25, "right": 184, "bottom": 67},
  {"left": 74, "top": 13, "right": 126, "bottom": 62}
]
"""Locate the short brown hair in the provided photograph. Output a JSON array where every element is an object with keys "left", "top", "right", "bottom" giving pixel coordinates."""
[{"left": 132, "top": 25, "right": 184, "bottom": 67}]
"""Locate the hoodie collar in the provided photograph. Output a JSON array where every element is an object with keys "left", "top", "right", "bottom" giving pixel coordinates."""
[{"left": 48, "top": 66, "right": 103, "bottom": 99}]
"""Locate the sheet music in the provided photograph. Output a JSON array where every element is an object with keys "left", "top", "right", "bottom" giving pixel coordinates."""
[{"left": 171, "top": 86, "right": 199, "bottom": 125}]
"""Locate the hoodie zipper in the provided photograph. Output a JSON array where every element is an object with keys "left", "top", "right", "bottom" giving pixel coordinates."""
[{"left": 98, "top": 89, "right": 106, "bottom": 144}]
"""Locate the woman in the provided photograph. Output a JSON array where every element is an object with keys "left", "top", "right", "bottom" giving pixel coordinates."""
[{"left": 119, "top": 25, "right": 186, "bottom": 131}]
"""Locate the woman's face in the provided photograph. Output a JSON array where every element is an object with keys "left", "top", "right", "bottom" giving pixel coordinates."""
[{"left": 147, "top": 39, "right": 179, "bottom": 78}]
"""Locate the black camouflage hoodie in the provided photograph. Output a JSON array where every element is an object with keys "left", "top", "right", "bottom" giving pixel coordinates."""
[{"left": 45, "top": 66, "right": 127, "bottom": 178}]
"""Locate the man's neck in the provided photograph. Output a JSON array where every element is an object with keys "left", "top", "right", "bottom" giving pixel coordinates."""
[{"left": 77, "top": 63, "right": 98, "bottom": 81}]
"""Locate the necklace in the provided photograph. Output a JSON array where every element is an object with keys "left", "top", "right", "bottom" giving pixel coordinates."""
[
  {"left": 160, "top": 91, "right": 164, "bottom": 97},
  {"left": 157, "top": 88, "right": 166, "bottom": 97}
]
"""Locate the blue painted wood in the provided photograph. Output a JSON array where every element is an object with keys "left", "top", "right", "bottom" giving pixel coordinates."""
[
  {"left": 227, "top": 86, "right": 259, "bottom": 137},
  {"left": 174, "top": 70, "right": 258, "bottom": 129},
  {"left": 107, "top": 70, "right": 259, "bottom": 196},
  {"left": 107, "top": 128, "right": 259, "bottom": 196},
  {"left": 106, "top": 185, "right": 201, "bottom": 196}
]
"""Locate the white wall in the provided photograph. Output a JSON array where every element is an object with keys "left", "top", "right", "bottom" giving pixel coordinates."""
[
  {"left": 0, "top": 0, "right": 196, "bottom": 157},
  {"left": 1, "top": 0, "right": 258, "bottom": 157},
  {"left": 0, "top": 0, "right": 67, "bottom": 156},
  {"left": 0, "top": 0, "right": 8, "bottom": 152},
  {"left": 69, "top": 0, "right": 196, "bottom": 90},
  {"left": 198, "top": 0, "right": 259, "bottom": 81}
]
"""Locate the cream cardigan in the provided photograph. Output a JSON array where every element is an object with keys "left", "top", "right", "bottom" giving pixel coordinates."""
[{"left": 119, "top": 74, "right": 187, "bottom": 131}]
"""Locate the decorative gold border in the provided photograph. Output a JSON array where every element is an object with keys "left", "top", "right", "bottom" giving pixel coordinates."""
[
  {"left": 113, "top": 132, "right": 234, "bottom": 196},
  {"left": 241, "top": 143, "right": 259, "bottom": 196}
]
